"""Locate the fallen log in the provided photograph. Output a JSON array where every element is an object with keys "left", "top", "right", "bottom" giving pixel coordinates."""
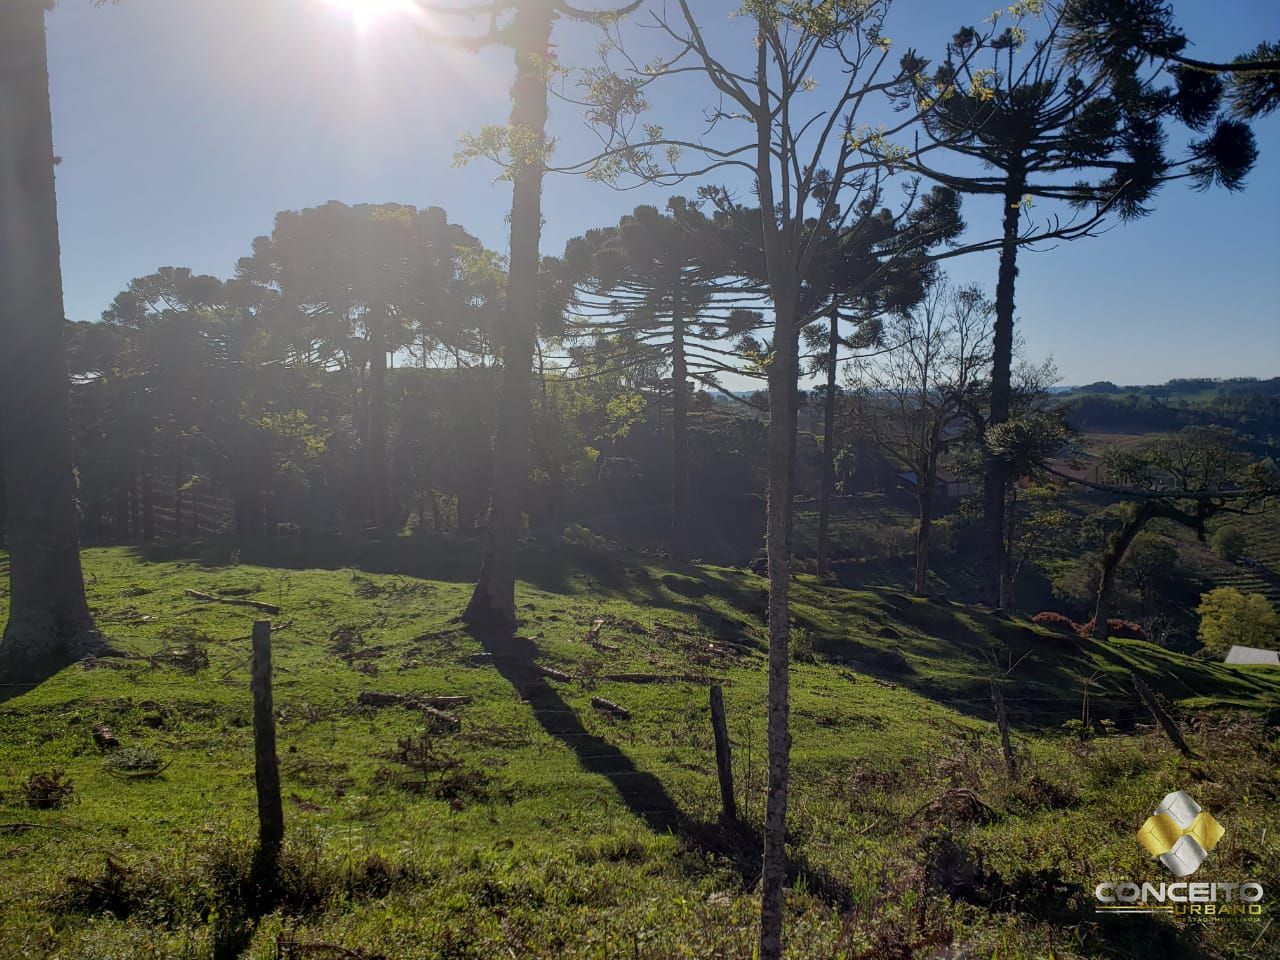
[
  {"left": 420, "top": 706, "right": 461, "bottom": 731},
  {"left": 357, "top": 691, "right": 403, "bottom": 709},
  {"left": 461, "top": 652, "right": 575, "bottom": 681},
  {"left": 591, "top": 697, "right": 631, "bottom": 720},
  {"left": 1132, "top": 675, "right": 1195, "bottom": 758},
  {"left": 412, "top": 695, "right": 471, "bottom": 709},
  {"left": 358, "top": 692, "right": 472, "bottom": 711},
  {"left": 598, "top": 672, "right": 717, "bottom": 684},
  {"left": 536, "top": 664, "right": 575, "bottom": 682},
  {"left": 185, "top": 589, "right": 281, "bottom": 615}
]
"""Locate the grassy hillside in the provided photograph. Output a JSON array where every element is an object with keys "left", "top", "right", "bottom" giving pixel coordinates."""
[{"left": 1, "top": 546, "right": 1277, "bottom": 959}]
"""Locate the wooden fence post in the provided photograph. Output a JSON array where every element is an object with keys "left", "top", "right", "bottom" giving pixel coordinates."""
[
  {"left": 1132, "top": 674, "right": 1195, "bottom": 758},
  {"left": 252, "top": 620, "right": 284, "bottom": 873},
  {"left": 709, "top": 684, "right": 736, "bottom": 823},
  {"left": 990, "top": 679, "right": 1017, "bottom": 780}
]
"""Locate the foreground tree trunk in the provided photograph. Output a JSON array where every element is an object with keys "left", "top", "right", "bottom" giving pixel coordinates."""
[
  {"left": 759, "top": 302, "right": 800, "bottom": 960},
  {"left": 0, "top": 1, "right": 103, "bottom": 680},
  {"left": 816, "top": 306, "right": 839, "bottom": 575},
  {"left": 670, "top": 293, "right": 689, "bottom": 561},
  {"left": 1091, "top": 499, "right": 1202, "bottom": 638},
  {"left": 979, "top": 175, "right": 1024, "bottom": 609},
  {"left": 464, "top": 0, "right": 553, "bottom": 631},
  {"left": 534, "top": 341, "right": 564, "bottom": 540}
]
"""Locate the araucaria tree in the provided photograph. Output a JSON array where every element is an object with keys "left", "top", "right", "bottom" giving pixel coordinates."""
[
  {"left": 575, "top": 3, "right": 995, "bottom": 954},
  {"left": 563, "top": 198, "right": 762, "bottom": 560},
  {"left": 0, "top": 0, "right": 104, "bottom": 680},
  {"left": 1061, "top": 0, "right": 1280, "bottom": 120},
  {"left": 807, "top": 187, "right": 965, "bottom": 575},
  {"left": 848, "top": 282, "right": 993, "bottom": 595},
  {"left": 903, "top": 8, "right": 1258, "bottom": 609}
]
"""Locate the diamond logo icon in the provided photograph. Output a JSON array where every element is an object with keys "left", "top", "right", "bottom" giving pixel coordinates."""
[{"left": 1136, "top": 791, "right": 1225, "bottom": 878}]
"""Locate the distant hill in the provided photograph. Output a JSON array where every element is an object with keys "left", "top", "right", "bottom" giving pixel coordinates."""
[
  {"left": 1054, "top": 377, "right": 1280, "bottom": 459},
  {"left": 1059, "top": 376, "right": 1280, "bottom": 402}
]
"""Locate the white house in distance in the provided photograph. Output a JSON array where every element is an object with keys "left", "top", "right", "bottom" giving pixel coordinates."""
[{"left": 1224, "top": 645, "right": 1280, "bottom": 666}]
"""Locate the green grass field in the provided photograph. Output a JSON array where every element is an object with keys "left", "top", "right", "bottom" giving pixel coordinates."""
[{"left": 1, "top": 545, "right": 1277, "bottom": 959}]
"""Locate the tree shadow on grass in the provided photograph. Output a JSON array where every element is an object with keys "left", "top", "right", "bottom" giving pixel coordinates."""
[
  {"left": 465, "top": 624, "right": 862, "bottom": 911},
  {"left": 127, "top": 534, "right": 634, "bottom": 599},
  {"left": 467, "top": 625, "right": 682, "bottom": 830}
]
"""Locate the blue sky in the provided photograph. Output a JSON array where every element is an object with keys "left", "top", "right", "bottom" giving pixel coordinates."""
[{"left": 45, "top": 0, "right": 1280, "bottom": 385}]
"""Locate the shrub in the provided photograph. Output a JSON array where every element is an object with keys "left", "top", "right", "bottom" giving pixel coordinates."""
[
  {"left": 1197, "top": 587, "right": 1280, "bottom": 655},
  {"left": 789, "top": 627, "right": 814, "bottom": 663},
  {"left": 23, "top": 769, "right": 75, "bottom": 809},
  {"left": 1032, "top": 611, "right": 1078, "bottom": 636},
  {"left": 1211, "top": 527, "right": 1248, "bottom": 563},
  {"left": 1075, "top": 618, "right": 1147, "bottom": 641}
]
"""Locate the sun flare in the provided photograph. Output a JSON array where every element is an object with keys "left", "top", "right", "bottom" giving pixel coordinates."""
[{"left": 319, "top": 0, "right": 418, "bottom": 32}]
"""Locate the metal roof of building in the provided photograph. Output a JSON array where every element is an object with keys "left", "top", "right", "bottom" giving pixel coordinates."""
[{"left": 1224, "top": 645, "right": 1280, "bottom": 665}]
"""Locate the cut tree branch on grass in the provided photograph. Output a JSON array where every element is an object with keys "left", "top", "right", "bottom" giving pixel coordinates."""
[
  {"left": 1132, "top": 674, "right": 1195, "bottom": 758},
  {"left": 590, "top": 696, "right": 630, "bottom": 720},
  {"left": 184, "top": 589, "right": 281, "bottom": 615}
]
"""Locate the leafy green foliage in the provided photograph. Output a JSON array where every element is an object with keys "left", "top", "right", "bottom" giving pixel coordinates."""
[
  {"left": 1196, "top": 586, "right": 1280, "bottom": 654},
  {"left": 1211, "top": 526, "right": 1247, "bottom": 563}
]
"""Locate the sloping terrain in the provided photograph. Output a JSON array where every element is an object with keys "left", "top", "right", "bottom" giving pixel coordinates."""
[{"left": 0, "top": 546, "right": 1277, "bottom": 959}]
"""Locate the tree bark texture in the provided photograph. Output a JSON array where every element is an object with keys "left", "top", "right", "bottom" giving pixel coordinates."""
[
  {"left": 0, "top": 1, "right": 101, "bottom": 681},
  {"left": 464, "top": 0, "right": 554, "bottom": 631},
  {"left": 759, "top": 303, "right": 800, "bottom": 960},
  {"left": 670, "top": 293, "right": 689, "bottom": 561},
  {"left": 979, "top": 175, "right": 1025, "bottom": 608},
  {"left": 816, "top": 306, "right": 839, "bottom": 576}
]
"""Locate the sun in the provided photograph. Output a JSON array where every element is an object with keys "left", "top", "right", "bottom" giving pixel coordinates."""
[{"left": 319, "top": 0, "right": 418, "bottom": 32}]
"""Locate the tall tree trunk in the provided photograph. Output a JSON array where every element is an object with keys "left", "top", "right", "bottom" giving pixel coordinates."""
[
  {"left": 1002, "top": 483, "right": 1018, "bottom": 608},
  {"left": 914, "top": 474, "right": 935, "bottom": 597},
  {"left": 366, "top": 311, "right": 390, "bottom": 531},
  {"left": 759, "top": 302, "right": 800, "bottom": 960},
  {"left": 464, "top": 0, "right": 554, "bottom": 631},
  {"left": 816, "top": 305, "right": 839, "bottom": 575},
  {"left": 0, "top": 1, "right": 102, "bottom": 679},
  {"left": 1092, "top": 501, "right": 1167, "bottom": 639},
  {"left": 979, "top": 173, "right": 1025, "bottom": 608},
  {"left": 670, "top": 293, "right": 690, "bottom": 561},
  {"left": 534, "top": 339, "right": 563, "bottom": 540}
]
